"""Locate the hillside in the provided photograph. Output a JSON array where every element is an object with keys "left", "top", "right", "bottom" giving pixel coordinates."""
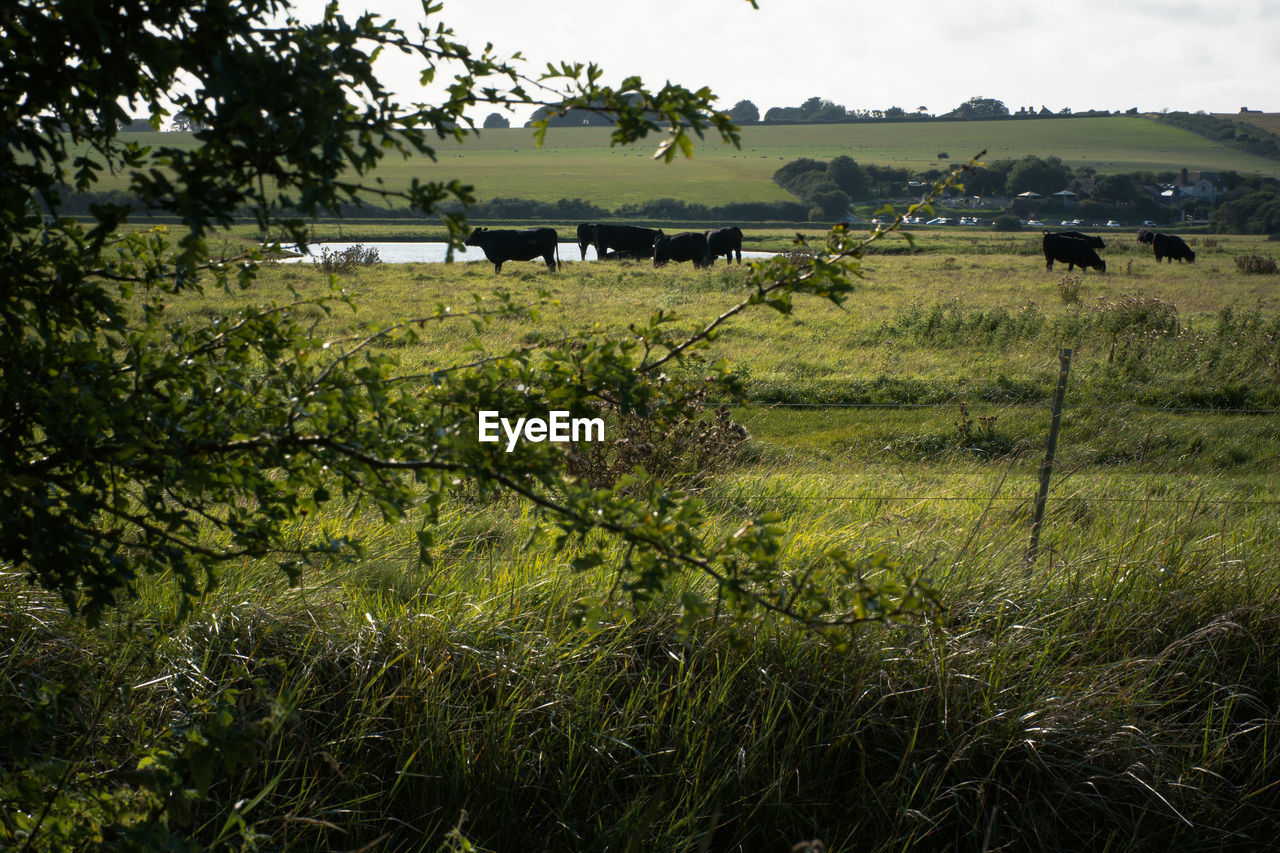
[
  {"left": 111, "top": 117, "right": 1280, "bottom": 210},
  {"left": 1215, "top": 111, "right": 1280, "bottom": 137},
  {"left": 416, "top": 116, "right": 1280, "bottom": 205}
]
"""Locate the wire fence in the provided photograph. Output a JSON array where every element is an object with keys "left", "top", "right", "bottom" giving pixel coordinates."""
[
  {"left": 719, "top": 493, "right": 1280, "bottom": 507},
  {"left": 751, "top": 400, "right": 1280, "bottom": 415},
  {"left": 724, "top": 349, "right": 1279, "bottom": 553}
]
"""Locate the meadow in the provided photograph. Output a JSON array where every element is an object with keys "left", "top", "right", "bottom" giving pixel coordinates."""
[
  {"left": 108, "top": 116, "right": 1280, "bottom": 212},
  {"left": 6, "top": 228, "right": 1280, "bottom": 850}
]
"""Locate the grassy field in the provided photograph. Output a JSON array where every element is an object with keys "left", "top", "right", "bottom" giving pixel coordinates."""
[
  {"left": 403, "top": 117, "right": 1280, "bottom": 194},
  {"left": 7, "top": 230, "right": 1280, "bottom": 850},
  {"left": 110, "top": 116, "right": 1280, "bottom": 211}
]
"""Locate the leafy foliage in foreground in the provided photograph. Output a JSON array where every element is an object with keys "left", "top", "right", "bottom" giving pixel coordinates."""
[
  {"left": 1, "top": 1, "right": 945, "bottom": 847},
  {"left": 4, "top": 0, "right": 930, "bottom": 631}
]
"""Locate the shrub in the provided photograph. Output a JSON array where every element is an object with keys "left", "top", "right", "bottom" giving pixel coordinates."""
[
  {"left": 712, "top": 200, "right": 809, "bottom": 221},
  {"left": 472, "top": 196, "right": 610, "bottom": 219},
  {"left": 566, "top": 403, "right": 750, "bottom": 489},
  {"left": 993, "top": 214, "right": 1022, "bottom": 231},
  {"left": 1235, "top": 254, "right": 1278, "bottom": 274},
  {"left": 614, "top": 197, "right": 711, "bottom": 220},
  {"left": 879, "top": 300, "right": 1046, "bottom": 348},
  {"left": 312, "top": 243, "right": 381, "bottom": 273},
  {"left": 1058, "top": 275, "right": 1082, "bottom": 305},
  {"left": 1094, "top": 294, "right": 1180, "bottom": 337},
  {"left": 1211, "top": 189, "right": 1280, "bottom": 234},
  {"left": 808, "top": 187, "right": 852, "bottom": 219}
]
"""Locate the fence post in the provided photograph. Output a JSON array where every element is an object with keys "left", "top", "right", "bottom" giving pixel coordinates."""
[{"left": 1027, "top": 348, "right": 1072, "bottom": 564}]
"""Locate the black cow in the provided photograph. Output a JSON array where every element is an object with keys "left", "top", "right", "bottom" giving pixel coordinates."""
[
  {"left": 1152, "top": 232, "right": 1195, "bottom": 263},
  {"left": 653, "top": 231, "right": 711, "bottom": 268},
  {"left": 706, "top": 225, "right": 743, "bottom": 264},
  {"left": 1043, "top": 231, "right": 1105, "bottom": 273},
  {"left": 576, "top": 223, "right": 598, "bottom": 261},
  {"left": 1047, "top": 230, "right": 1104, "bottom": 249},
  {"left": 465, "top": 227, "right": 559, "bottom": 273},
  {"left": 593, "top": 224, "right": 663, "bottom": 260},
  {"left": 1136, "top": 228, "right": 1155, "bottom": 245}
]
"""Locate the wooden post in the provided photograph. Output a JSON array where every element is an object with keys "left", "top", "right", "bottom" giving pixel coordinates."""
[{"left": 1027, "top": 348, "right": 1072, "bottom": 564}]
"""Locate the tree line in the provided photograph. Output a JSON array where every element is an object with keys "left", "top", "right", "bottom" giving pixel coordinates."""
[
  {"left": 732, "top": 96, "right": 1121, "bottom": 126},
  {"left": 40, "top": 185, "right": 809, "bottom": 225},
  {"left": 771, "top": 154, "right": 1280, "bottom": 232},
  {"left": 42, "top": 164, "right": 1280, "bottom": 233},
  {"left": 475, "top": 96, "right": 1124, "bottom": 132}
]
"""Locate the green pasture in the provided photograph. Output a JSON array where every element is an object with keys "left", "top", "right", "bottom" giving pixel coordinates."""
[
  {"left": 353, "top": 117, "right": 1280, "bottom": 206},
  {"left": 178, "top": 230, "right": 1280, "bottom": 553},
  {"left": 10, "top": 228, "right": 1280, "bottom": 850},
  {"left": 411, "top": 115, "right": 1280, "bottom": 178},
  {"left": 247, "top": 230, "right": 1278, "bottom": 385},
  {"left": 110, "top": 116, "right": 1280, "bottom": 211}
]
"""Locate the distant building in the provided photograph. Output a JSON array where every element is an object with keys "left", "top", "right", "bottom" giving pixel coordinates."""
[{"left": 1173, "top": 168, "right": 1226, "bottom": 204}]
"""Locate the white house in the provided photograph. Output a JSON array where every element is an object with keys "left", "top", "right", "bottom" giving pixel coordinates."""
[{"left": 1173, "top": 168, "right": 1227, "bottom": 204}]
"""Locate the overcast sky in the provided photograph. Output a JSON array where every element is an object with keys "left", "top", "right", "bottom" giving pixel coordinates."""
[{"left": 293, "top": 0, "right": 1279, "bottom": 121}]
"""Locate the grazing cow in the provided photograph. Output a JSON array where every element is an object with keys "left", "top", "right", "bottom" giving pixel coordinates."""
[
  {"left": 1152, "top": 232, "right": 1195, "bottom": 263},
  {"left": 576, "top": 223, "right": 598, "bottom": 260},
  {"left": 1136, "top": 228, "right": 1155, "bottom": 245},
  {"left": 653, "top": 231, "right": 711, "bottom": 268},
  {"left": 1043, "top": 231, "right": 1106, "bottom": 273},
  {"left": 1047, "top": 230, "right": 1105, "bottom": 249},
  {"left": 705, "top": 225, "right": 744, "bottom": 264},
  {"left": 465, "top": 227, "right": 559, "bottom": 273},
  {"left": 593, "top": 224, "right": 663, "bottom": 260}
]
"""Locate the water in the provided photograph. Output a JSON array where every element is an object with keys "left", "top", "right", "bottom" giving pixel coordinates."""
[{"left": 279, "top": 242, "right": 777, "bottom": 264}]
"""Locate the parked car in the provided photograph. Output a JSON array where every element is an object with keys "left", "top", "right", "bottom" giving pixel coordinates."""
[
  {"left": 1142, "top": 220, "right": 1157, "bottom": 227},
  {"left": 926, "top": 217, "right": 955, "bottom": 225},
  {"left": 1104, "top": 220, "right": 1121, "bottom": 228}
]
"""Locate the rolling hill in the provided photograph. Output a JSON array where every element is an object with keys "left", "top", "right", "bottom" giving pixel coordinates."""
[{"left": 110, "top": 116, "right": 1280, "bottom": 211}]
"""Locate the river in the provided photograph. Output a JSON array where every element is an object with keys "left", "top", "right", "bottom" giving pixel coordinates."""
[{"left": 280, "top": 242, "right": 778, "bottom": 264}]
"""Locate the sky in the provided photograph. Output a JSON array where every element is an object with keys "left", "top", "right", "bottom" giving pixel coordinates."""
[{"left": 290, "top": 0, "right": 1280, "bottom": 122}]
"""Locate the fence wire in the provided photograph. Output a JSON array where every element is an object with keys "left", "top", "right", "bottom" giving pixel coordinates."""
[
  {"left": 727, "top": 386, "right": 1279, "bottom": 513},
  {"left": 746, "top": 400, "right": 1280, "bottom": 415}
]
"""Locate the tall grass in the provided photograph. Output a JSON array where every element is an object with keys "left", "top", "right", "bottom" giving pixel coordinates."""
[{"left": 6, "top": 484, "right": 1279, "bottom": 850}]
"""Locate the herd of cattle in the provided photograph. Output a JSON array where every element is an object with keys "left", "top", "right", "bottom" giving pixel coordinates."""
[
  {"left": 1042, "top": 228, "right": 1196, "bottom": 273},
  {"left": 463, "top": 223, "right": 1198, "bottom": 275},
  {"left": 464, "top": 224, "right": 743, "bottom": 273}
]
